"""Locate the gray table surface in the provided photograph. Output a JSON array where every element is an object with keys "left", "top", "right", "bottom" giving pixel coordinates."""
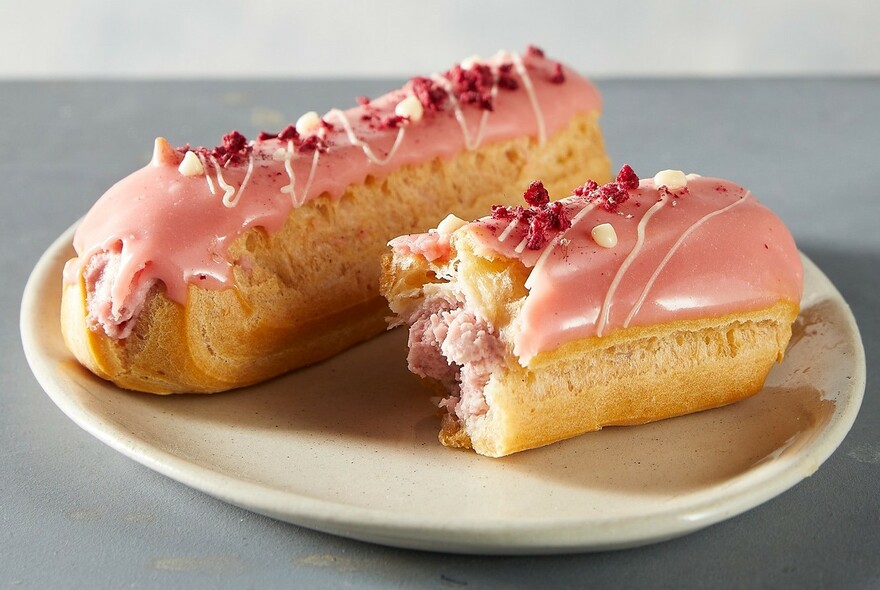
[{"left": 2, "top": 78, "right": 877, "bottom": 589}]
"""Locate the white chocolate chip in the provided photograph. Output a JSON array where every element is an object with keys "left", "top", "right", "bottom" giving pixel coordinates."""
[
  {"left": 178, "top": 151, "right": 205, "bottom": 177},
  {"left": 653, "top": 169, "right": 688, "bottom": 190},
  {"left": 685, "top": 173, "right": 702, "bottom": 180},
  {"left": 272, "top": 147, "right": 289, "bottom": 161},
  {"left": 460, "top": 54, "right": 482, "bottom": 70},
  {"left": 394, "top": 95, "right": 424, "bottom": 123},
  {"left": 295, "top": 111, "right": 322, "bottom": 136},
  {"left": 436, "top": 213, "right": 467, "bottom": 235},
  {"left": 591, "top": 223, "right": 618, "bottom": 248}
]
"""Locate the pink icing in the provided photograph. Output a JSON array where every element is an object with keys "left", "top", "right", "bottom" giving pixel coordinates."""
[
  {"left": 401, "top": 175, "right": 803, "bottom": 365},
  {"left": 67, "top": 50, "right": 601, "bottom": 338}
]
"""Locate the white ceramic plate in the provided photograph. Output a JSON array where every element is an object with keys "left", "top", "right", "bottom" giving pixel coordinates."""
[{"left": 22, "top": 225, "right": 866, "bottom": 554}]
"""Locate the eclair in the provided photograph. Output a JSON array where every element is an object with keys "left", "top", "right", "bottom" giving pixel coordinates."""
[
  {"left": 61, "top": 46, "right": 611, "bottom": 393},
  {"left": 381, "top": 167, "right": 803, "bottom": 457}
]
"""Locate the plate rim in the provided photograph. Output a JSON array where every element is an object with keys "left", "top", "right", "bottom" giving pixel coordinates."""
[{"left": 20, "top": 223, "right": 867, "bottom": 554}]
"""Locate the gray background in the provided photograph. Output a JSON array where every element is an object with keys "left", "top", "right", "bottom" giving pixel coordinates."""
[{"left": 2, "top": 78, "right": 878, "bottom": 588}]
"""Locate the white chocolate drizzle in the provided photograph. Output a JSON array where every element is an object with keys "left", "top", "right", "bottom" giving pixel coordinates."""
[
  {"left": 243, "top": 51, "right": 551, "bottom": 209},
  {"left": 431, "top": 70, "right": 497, "bottom": 151},
  {"left": 596, "top": 196, "right": 669, "bottom": 336},
  {"left": 497, "top": 217, "right": 520, "bottom": 243},
  {"left": 511, "top": 52, "right": 546, "bottom": 144},
  {"left": 210, "top": 156, "right": 237, "bottom": 206},
  {"left": 328, "top": 108, "right": 407, "bottom": 165},
  {"left": 279, "top": 143, "right": 329, "bottom": 207},
  {"left": 223, "top": 153, "right": 255, "bottom": 208},
  {"left": 280, "top": 140, "right": 297, "bottom": 202},
  {"left": 426, "top": 50, "right": 547, "bottom": 152},
  {"left": 197, "top": 152, "right": 217, "bottom": 196},
  {"left": 623, "top": 192, "right": 752, "bottom": 327},
  {"left": 300, "top": 149, "right": 320, "bottom": 207}
]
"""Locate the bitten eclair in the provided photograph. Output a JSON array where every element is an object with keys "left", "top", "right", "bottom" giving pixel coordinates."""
[{"left": 382, "top": 167, "right": 803, "bottom": 457}]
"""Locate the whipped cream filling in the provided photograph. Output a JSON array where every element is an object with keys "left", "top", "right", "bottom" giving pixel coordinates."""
[
  {"left": 83, "top": 251, "right": 156, "bottom": 339},
  {"left": 405, "top": 289, "right": 504, "bottom": 428}
]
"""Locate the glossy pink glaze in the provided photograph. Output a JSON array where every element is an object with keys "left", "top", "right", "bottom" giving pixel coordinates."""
[
  {"left": 398, "top": 176, "right": 803, "bottom": 365},
  {"left": 67, "top": 51, "right": 601, "bottom": 339}
]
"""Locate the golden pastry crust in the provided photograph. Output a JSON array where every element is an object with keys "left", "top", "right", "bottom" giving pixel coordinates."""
[
  {"left": 443, "top": 302, "right": 798, "bottom": 457},
  {"left": 62, "top": 113, "right": 610, "bottom": 393}
]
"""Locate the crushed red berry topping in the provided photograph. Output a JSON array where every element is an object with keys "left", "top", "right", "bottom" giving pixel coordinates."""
[
  {"left": 550, "top": 63, "right": 565, "bottom": 84},
  {"left": 598, "top": 183, "right": 629, "bottom": 211},
  {"left": 616, "top": 164, "right": 639, "bottom": 190},
  {"left": 299, "top": 134, "right": 329, "bottom": 153},
  {"left": 411, "top": 76, "right": 447, "bottom": 112},
  {"left": 375, "top": 114, "right": 406, "bottom": 129},
  {"left": 222, "top": 130, "right": 248, "bottom": 153},
  {"left": 497, "top": 204, "right": 531, "bottom": 223},
  {"left": 277, "top": 124, "right": 299, "bottom": 143},
  {"left": 572, "top": 165, "right": 641, "bottom": 213},
  {"left": 527, "top": 201, "right": 571, "bottom": 249},
  {"left": 497, "top": 63, "right": 519, "bottom": 90},
  {"left": 525, "top": 223, "right": 548, "bottom": 249},
  {"left": 490, "top": 204, "right": 518, "bottom": 221},
  {"left": 544, "top": 201, "right": 569, "bottom": 230},
  {"left": 523, "top": 180, "right": 550, "bottom": 207},
  {"left": 182, "top": 45, "right": 564, "bottom": 165},
  {"left": 358, "top": 98, "right": 378, "bottom": 122},
  {"left": 192, "top": 130, "right": 252, "bottom": 166},
  {"left": 402, "top": 45, "right": 555, "bottom": 120},
  {"left": 358, "top": 98, "right": 406, "bottom": 129},
  {"left": 572, "top": 180, "right": 598, "bottom": 196},
  {"left": 446, "top": 63, "right": 495, "bottom": 111},
  {"left": 490, "top": 181, "right": 572, "bottom": 250},
  {"left": 657, "top": 184, "right": 689, "bottom": 199},
  {"left": 526, "top": 45, "right": 545, "bottom": 59}
]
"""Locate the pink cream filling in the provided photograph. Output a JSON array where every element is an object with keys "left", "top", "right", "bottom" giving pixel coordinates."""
[
  {"left": 69, "top": 50, "right": 601, "bottom": 339},
  {"left": 405, "top": 292, "right": 504, "bottom": 425},
  {"left": 82, "top": 250, "right": 155, "bottom": 339}
]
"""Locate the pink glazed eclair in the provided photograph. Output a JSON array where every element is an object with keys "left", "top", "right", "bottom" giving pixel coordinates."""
[
  {"left": 382, "top": 166, "right": 803, "bottom": 457},
  {"left": 61, "top": 47, "right": 611, "bottom": 393}
]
